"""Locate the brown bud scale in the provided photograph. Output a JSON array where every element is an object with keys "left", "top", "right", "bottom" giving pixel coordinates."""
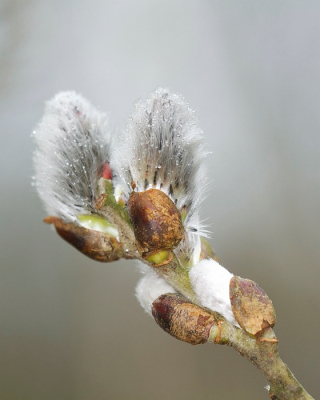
[
  {"left": 127, "top": 189, "right": 184, "bottom": 259},
  {"left": 152, "top": 293, "right": 216, "bottom": 345},
  {"left": 230, "top": 276, "right": 276, "bottom": 336},
  {"left": 199, "top": 237, "right": 219, "bottom": 262},
  {"left": 44, "top": 216, "right": 122, "bottom": 262},
  {"left": 94, "top": 193, "right": 108, "bottom": 210}
]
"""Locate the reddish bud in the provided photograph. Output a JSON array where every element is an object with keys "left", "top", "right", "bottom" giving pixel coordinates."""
[{"left": 100, "top": 162, "right": 112, "bottom": 180}]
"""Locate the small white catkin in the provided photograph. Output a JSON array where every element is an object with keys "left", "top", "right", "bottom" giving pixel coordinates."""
[
  {"left": 189, "top": 259, "right": 240, "bottom": 327},
  {"left": 33, "top": 91, "right": 112, "bottom": 222},
  {"left": 135, "top": 263, "right": 176, "bottom": 315}
]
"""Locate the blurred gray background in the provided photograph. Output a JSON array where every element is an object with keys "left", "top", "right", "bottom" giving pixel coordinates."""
[{"left": 1, "top": 1, "right": 319, "bottom": 399}]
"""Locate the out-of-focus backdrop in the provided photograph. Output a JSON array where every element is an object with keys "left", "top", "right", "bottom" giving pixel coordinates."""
[{"left": 1, "top": 1, "right": 319, "bottom": 399}]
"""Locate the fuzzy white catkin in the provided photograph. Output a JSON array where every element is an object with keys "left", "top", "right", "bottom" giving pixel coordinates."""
[
  {"left": 33, "top": 91, "right": 112, "bottom": 222},
  {"left": 112, "top": 87, "right": 207, "bottom": 228},
  {"left": 112, "top": 87, "right": 208, "bottom": 267},
  {"left": 189, "top": 259, "right": 239, "bottom": 327},
  {"left": 135, "top": 264, "right": 176, "bottom": 315}
]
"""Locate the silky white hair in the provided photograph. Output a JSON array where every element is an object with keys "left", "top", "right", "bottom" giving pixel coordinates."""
[
  {"left": 33, "top": 91, "right": 112, "bottom": 222},
  {"left": 189, "top": 259, "right": 239, "bottom": 327},
  {"left": 135, "top": 263, "right": 176, "bottom": 315}
]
